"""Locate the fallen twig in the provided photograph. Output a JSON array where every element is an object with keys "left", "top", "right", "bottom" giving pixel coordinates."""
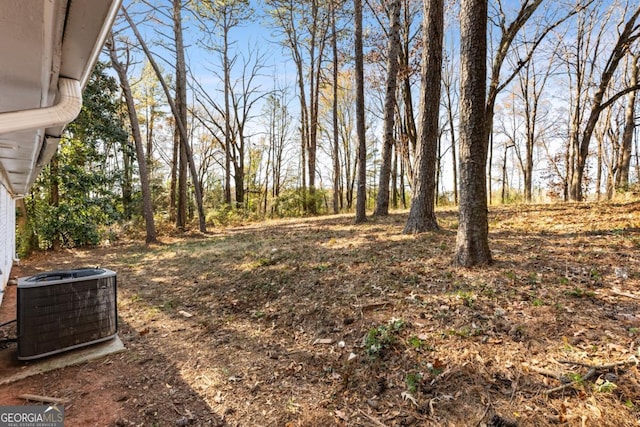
[
  {"left": 545, "top": 368, "right": 597, "bottom": 395},
  {"left": 544, "top": 357, "right": 638, "bottom": 395},
  {"left": 611, "top": 288, "right": 640, "bottom": 300},
  {"left": 528, "top": 365, "right": 568, "bottom": 382},
  {"left": 19, "top": 394, "right": 69, "bottom": 405},
  {"left": 357, "top": 408, "right": 389, "bottom": 427},
  {"left": 557, "top": 358, "right": 638, "bottom": 370}
]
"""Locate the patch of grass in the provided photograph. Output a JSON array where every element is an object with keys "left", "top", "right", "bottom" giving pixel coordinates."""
[
  {"left": 565, "top": 288, "right": 595, "bottom": 298},
  {"left": 532, "top": 298, "right": 544, "bottom": 307},
  {"left": 447, "top": 325, "right": 483, "bottom": 338},
  {"left": 480, "top": 283, "right": 497, "bottom": 298},
  {"left": 257, "top": 257, "right": 279, "bottom": 267},
  {"left": 312, "top": 263, "right": 331, "bottom": 272}
]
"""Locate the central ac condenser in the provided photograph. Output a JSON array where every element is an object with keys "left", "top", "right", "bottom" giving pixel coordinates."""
[{"left": 17, "top": 268, "right": 117, "bottom": 360}]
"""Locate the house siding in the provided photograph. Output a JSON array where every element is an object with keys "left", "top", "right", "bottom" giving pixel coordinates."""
[{"left": 0, "top": 183, "right": 16, "bottom": 305}]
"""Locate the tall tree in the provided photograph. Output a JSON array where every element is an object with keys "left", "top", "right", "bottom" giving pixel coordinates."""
[
  {"left": 267, "top": 0, "right": 331, "bottom": 214},
  {"left": 354, "top": 0, "right": 367, "bottom": 224},
  {"left": 403, "top": 0, "right": 443, "bottom": 232},
  {"left": 617, "top": 52, "right": 639, "bottom": 190},
  {"left": 442, "top": 48, "right": 459, "bottom": 205},
  {"left": 331, "top": 0, "right": 342, "bottom": 214},
  {"left": 456, "top": 0, "right": 492, "bottom": 266},
  {"left": 194, "top": 0, "right": 252, "bottom": 206},
  {"left": 108, "top": 35, "right": 158, "bottom": 244},
  {"left": 123, "top": 8, "right": 207, "bottom": 232},
  {"left": 373, "top": 0, "right": 402, "bottom": 217},
  {"left": 229, "top": 47, "right": 268, "bottom": 207},
  {"left": 513, "top": 37, "right": 556, "bottom": 202},
  {"left": 567, "top": 2, "right": 640, "bottom": 200},
  {"left": 173, "top": 0, "right": 192, "bottom": 229}
]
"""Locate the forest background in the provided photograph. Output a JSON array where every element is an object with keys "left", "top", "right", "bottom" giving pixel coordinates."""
[{"left": 18, "top": 0, "right": 640, "bottom": 262}]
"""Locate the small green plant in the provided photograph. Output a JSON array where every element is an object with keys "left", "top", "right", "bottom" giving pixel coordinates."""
[
  {"left": 594, "top": 379, "right": 617, "bottom": 393},
  {"left": 624, "top": 399, "right": 634, "bottom": 409},
  {"left": 532, "top": 298, "right": 544, "bottom": 307},
  {"left": 456, "top": 291, "right": 475, "bottom": 307},
  {"left": 408, "top": 335, "right": 422, "bottom": 348},
  {"left": 559, "top": 276, "right": 570, "bottom": 285},
  {"left": 312, "top": 263, "right": 330, "bottom": 272},
  {"left": 257, "top": 257, "right": 278, "bottom": 267},
  {"left": 161, "top": 299, "right": 176, "bottom": 311},
  {"left": 426, "top": 361, "right": 444, "bottom": 377},
  {"left": 406, "top": 372, "right": 423, "bottom": 394},
  {"left": 480, "top": 283, "right": 496, "bottom": 298},
  {"left": 407, "top": 335, "right": 434, "bottom": 352},
  {"left": 568, "top": 372, "right": 584, "bottom": 384},
  {"left": 629, "top": 327, "right": 640, "bottom": 336},
  {"left": 365, "top": 318, "right": 405, "bottom": 358}
]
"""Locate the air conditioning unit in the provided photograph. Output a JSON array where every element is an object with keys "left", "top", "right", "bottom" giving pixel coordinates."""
[{"left": 17, "top": 268, "right": 117, "bottom": 360}]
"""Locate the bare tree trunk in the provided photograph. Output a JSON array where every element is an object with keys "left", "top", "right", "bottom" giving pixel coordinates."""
[
  {"left": 122, "top": 139, "right": 133, "bottom": 219},
  {"left": 403, "top": 0, "right": 442, "bottom": 233},
  {"left": 488, "top": 132, "right": 493, "bottom": 205},
  {"left": 392, "top": 143, "right": 399, "bottom": 209},
  {"left": 354, "top": 0, "right": 367, "bottom": 224},
  {"left": 596, "top": 129, "right": 604, "bottom": 200},
  {"left": 50, "top": 151, "right": 61, "bottom": 251},
  {"left": 123, "top": 8, "right": 207, "bottom": 232},
  {"left": 501, "top": 143, "right": 509, "bottom": 204},
  {"left": 443, "top": 55, "right": 458, "bottom": 205},
  {"left": 177, "top": 126, "right": 188, "bottom": 229},
  {"left": 332, "top": 1, "right": 340, "bottom": 214},
  {"left": 170, "top": 119, "right": 178, "bottom": 222},
  {"left": 223, "top": 20, "right": 233, "bottom": 205},
  {"left": 618, "top": 53, "right": 639, "bottom": 190},
  {"left": 307, "top": 0, "right": 329, "bottom": 215},
  {"left": 571, "top": 6, "right": 640, "bottom": 201},
  {"left": 456, "top": 0, "right": 491, "bottom": 266},
  {"left": 174, "top": 0, "right": 188, "bottom": 228},
  {"left": 374, "top": 0, "right": 401, "bottom": 217},
  {"left": 108, "top": 35, "right": 157, "bottom": 244}
]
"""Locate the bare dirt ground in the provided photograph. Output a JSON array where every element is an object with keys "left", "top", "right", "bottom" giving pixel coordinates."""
[{"left": 1, "top": 200, "right": 640, "bottom": 426}]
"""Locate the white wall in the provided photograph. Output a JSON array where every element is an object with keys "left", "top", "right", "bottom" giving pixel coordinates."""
[{"left": 0, "top": 183, "right": 16, "bottom": 305}]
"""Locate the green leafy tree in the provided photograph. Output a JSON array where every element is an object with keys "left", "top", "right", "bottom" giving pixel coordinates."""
[{"left": 26, "top": 63, "right": 128, "bottom": 250}]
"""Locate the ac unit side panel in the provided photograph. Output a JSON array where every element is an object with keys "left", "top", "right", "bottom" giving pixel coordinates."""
[{"left": 17, "top": 271, "right": 117, "bottom": 360}]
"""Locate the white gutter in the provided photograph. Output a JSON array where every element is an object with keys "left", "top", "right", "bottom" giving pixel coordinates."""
[
  {"left": 79, "top": 0, "right": 124, "bottom": 90},
  {"left": 0, "top": 78, "right": 81, "bottom": 136}
]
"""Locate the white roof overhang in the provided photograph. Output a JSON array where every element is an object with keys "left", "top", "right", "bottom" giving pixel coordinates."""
[{"left": 0, "top": 0, "right": 122, "bottom": 198}]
